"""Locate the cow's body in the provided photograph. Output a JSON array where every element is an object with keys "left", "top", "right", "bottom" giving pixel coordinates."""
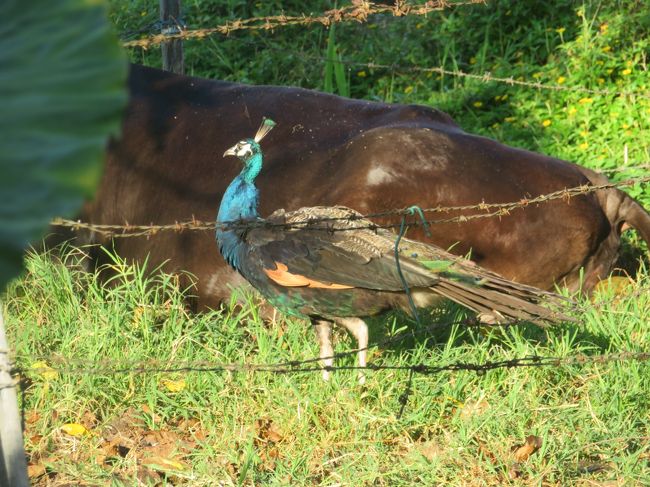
[{"left": 79, "top": 64, "right": 650, "bottom": 309}]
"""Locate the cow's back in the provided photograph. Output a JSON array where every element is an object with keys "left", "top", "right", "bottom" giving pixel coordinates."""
[{"left": 81, "top": 64, "right": 639, "bottom": 308}]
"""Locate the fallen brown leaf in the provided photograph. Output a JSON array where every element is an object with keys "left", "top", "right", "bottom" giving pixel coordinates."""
[
  {"left": 27, "top": 462, "right": 46, "bottom": 479},
  {"left": 255, "top": 418, "right": 284, "bottom": 444},
  {"left": 416, "top": 440, "right": 444, "bottom": 461},
  {"left": 25, "top": 410, "right": 41, "bottom": 425},
  {"left": 512, "top": 435, "right": 543, "bottom": 462}
]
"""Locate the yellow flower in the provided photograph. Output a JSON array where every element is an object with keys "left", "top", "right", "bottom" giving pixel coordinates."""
[
  {"left": 568, "top": 107, "right": 577, "bottom": 115},
  {"left": 580, "top": 130, "right": 589, "bottom": 137},
  {"left": 555, "top": 27, "right": 566, "bottom": 34},
  {"left": 622, "top": 123, "right": 629, "bottom": 129},
  {"left": 579, "top": 142, "right": 589, "bottom": 150},
  {"left": 469, "top": 57, "right": 477, "bottom": 65},
  {"left": 405, "top": 86, "right": 414, "bottom": 94},
  {"left": 557, "top": 76, "right": 566, "bottom": 84},
  {"left": 602, "top": 46, "right": 612, "bottom": 53},
  {"left": 578, "top": 97, "right": 593, "bottom": 104},
  {"left": 597, "top": 78, "right": 605, "bottom": 84},
  {"left": 357, "top": 70, "right": 367, "bottom": 78},
  {"left": 542, "top": 119, "right": 552, "bottom": 127},
  {"left": 621, "top": 68, "right": 632, "bottom": 76},
  {"left": 473, "top": 101, "right": 483, "bottom": 108},
  {"left": 600, "top": 23, "right": 608, "bottom": 33},
  {"left": 504, "top": 116, "right": 516, "bottom": 123}
]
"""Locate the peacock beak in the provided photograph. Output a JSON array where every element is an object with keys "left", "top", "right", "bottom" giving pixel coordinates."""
[{"left": 223, "top": 144, "right": 237, "bottom": 158}]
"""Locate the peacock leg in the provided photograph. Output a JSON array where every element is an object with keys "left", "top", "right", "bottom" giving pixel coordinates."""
[
  {"left": 312, "top": 319, "right": 334, "bottom": 381},
  {"left": 334, "top": 317, "right": 368, "bottom": 385}
]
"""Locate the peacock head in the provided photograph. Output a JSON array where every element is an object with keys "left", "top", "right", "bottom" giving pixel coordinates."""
[{"left": 223, "top": 118, "right": 276, "bottom": 167}]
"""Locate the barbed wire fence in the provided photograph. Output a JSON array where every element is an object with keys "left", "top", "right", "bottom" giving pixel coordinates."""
[
  {"left": 123, "top": 0, "right": 487, "bottom": 49},
  {"left": 50, "top": 174, "right": 650, "bottom": 238},
  {"left": 121, "top": 0, "right": 650, "bottom": 100}
]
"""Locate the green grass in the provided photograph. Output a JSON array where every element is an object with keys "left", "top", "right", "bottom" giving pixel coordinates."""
[
  {"left": 4, "top": 0, "right": 650, "bottom": 484},
  {"left": 5, "top": 248, "right": 650, "bottom": 485}
]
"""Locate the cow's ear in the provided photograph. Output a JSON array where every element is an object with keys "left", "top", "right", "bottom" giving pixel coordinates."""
[{"left": 254, "top": 117, "right": 276, "bottom": 143}]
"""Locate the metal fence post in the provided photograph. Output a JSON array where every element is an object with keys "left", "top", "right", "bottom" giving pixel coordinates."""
[
  {"left": 0, "top": 305, "right": 29, "bottom": 487},
  {"left": 159, "top": 0, "right": 184, "bottom": 74}
]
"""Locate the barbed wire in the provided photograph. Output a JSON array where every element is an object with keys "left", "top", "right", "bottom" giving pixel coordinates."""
[
  {"left": 123, "top": 0, "right": 486, "bottom": 49},
  {"left": 296, "top": 56, "right": 650, "bottom": 99},
  {"left": 6, "top": 350, "right": 649, "bottom": 380},
  {"left": 119, "top": 4, "right": 650, "bottom": 100},
  {"left": 602, "top": 163, "right": 650, "bottom": 173},
  {"left": 50, "top": 175, "right": 650, "bottom": 238},
  {"left": 8, "top": 278, "right": 649, "bottom": 380}
]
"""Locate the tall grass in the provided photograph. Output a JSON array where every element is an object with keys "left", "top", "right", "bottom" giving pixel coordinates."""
[{"left": 5, "top": 248, "right": 650, "bottom": 485}]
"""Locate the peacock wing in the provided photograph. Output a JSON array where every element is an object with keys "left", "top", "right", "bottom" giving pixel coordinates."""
[{"left": 247, "top": 206, "right": 439, "bottom": 291}]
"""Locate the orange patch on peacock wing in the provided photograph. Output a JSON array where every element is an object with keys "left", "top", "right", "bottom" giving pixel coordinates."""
[{"left": 264, "top": 262, "right": 353, "bottom": 289}]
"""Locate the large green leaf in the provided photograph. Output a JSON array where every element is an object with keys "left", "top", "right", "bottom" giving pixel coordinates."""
[{"left": 0, "top": 0, "right": 127, "bottom": 289}]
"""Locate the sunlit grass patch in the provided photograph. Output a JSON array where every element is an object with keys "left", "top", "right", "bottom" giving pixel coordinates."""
[{"left": 4, "top": 247, "right": 650, "bottom": 485}]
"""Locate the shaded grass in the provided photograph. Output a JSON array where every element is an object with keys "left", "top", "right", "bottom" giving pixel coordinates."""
[{"left": 4, "top": 248, "right": 650, "bottom": 485}]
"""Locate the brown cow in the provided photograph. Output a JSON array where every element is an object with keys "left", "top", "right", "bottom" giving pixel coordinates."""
[{"left": 76, "top": 64, "right": 650, "bottom": 309}]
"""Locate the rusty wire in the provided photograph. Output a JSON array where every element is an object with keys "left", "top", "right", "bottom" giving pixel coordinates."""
[
  {"left": 295, "top": 57, "right": 650, "bottom": 99},
  {"left": 50, "top": 174, "right": 650, "bottom": 238},
  {"left": 119, "top": 1, "right": 650, "bottom": 99},
  {"left": 123, "top": 0, "right": 486, "bottom": 49}
]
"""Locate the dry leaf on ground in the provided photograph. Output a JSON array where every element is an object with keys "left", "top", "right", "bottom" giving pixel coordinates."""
[
  {"left": 512, "top": 435, "right": 543, "bottom": 462},
  {"left": 27, "top": 462, "right": 47, "bottom": 478}
]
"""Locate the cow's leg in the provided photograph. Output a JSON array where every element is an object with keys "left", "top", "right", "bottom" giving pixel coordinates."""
[
  {"left": 312, "top": 319, "right": 334, "bottom": 381},
  {"left": 333, "top": 317, "right": 368, "bottom": 385}
]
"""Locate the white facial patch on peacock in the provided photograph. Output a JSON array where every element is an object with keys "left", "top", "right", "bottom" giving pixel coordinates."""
[{"left": 236, "top": 141, "right": 253, "bottom": 158}]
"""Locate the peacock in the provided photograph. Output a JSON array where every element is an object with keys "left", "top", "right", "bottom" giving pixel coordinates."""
[{"left": 217, "top": 118, "right": 572, "bottom": 383}]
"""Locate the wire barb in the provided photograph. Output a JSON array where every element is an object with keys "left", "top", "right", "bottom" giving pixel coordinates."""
[
  {"left": 122, "top": 0, "right": 486, "bottom": 49},
  {"left": 50, "top": 175, "right": 650, "bottom": 238}
]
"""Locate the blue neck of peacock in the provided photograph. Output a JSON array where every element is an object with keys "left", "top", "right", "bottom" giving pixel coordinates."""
[{"left": 216, "top": 153, "right": 262, "bottom": 269}]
